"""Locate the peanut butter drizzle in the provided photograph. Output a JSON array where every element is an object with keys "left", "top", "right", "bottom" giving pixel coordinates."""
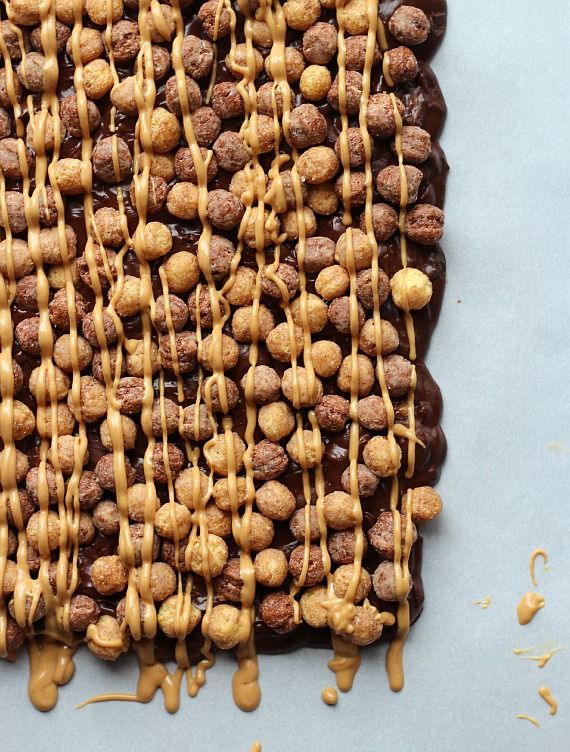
[
  {"left": 473, "top": 596, "right": 492, "bottom": 609},
  {"left": 27, "top": 637, "right": 76, "bottom": 712},
  {"left": 517, "top": 592, "right": 545, "bottom": 626},
  {"left": 513, "top": 644, "right": 563, "bottom": 668},
  {"left": 516, "top": 714, "right": 540, "bottom": 728},
  {"left": 529, "top": 548, "right": 548, "bottom": 587},
  {"left": 250, "top": 743, "right": 262, "bottom": 752},
  {"left": 321, "top": 686, "right": 338, "bottom": 706},
  {"left": 538, "top": 686, "right": 557, "bottom": 716},
  {"left": 328, "top": 633, "right": 361, "bottom": 693}
]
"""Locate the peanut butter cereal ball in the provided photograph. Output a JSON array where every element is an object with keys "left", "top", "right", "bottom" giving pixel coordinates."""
[
  {"left": 0, "top": 191, "right": 26, "bottom": 234},
  {"left": 288, "top": 506, "right": 318, "bottom": 544},
  {"left": 357, "top": 395, "right": 388, "bottom": 431},
  {"left": 202, "top": 375, "right": 240, "bottom": 413},
  {"left": 207, "top": 189, "right": 245, "bottom": 231},
  {"left": 87, "top": 615, "right": 129, "bottom": 662},
  {"left": 153, "top": 501, "right": 192, "bottom": 540},
  {"left": 256, "top": 81, "right": 284, "bottom": 117},
  {"left": 0, "top": 239, "right": 33, "bottom": 279},
  {"left": 405, "top": 204, "right": 445, "bottom": 245},
  {"left": 52, "top": 158, "right": 90, "bottom": 195},
  {"left": 345, "top": 35, "right": 381, "bottom": 71},
  {"left": 286, "top": 430, "right": 324, "bottom": 469},
  {"left": 340, "top": 603, "right": 384, "bottom": 646},
  {"left": 110, "top": 76, "right": 137, "bottom": 116},
  {"left": 328, "top": 529, "right": 367, "bottom": 565},
  {"left": 390, "top": 267, "right": 432, "bottom": 311},
  {"left": 226, "top": 42, "right": 263, "bottom": 79},
  {"left": 207, "top": 603, "right": 248, "bottom": 649},
  {"left": 93, "top": 207, "right": 123, "bottom": 249},
  {"left": 359, "top": 318, "right": 399, "bottom": 357},
  {"left": 283, "top": 0, "right": 321, "bottom": 30},
  {"left": 243, "top": 207, "right": 276, "bottom": 249},
  {"left": 302, "top": 21, "right": 337, "bottom": 63},
  {"left": 311, "top": 340, "right": 342, "bottom": 378},
  {"left": 323, "top": 491, "right": 357, "bottom": 531},
  {"left": 126, "top": 338, "right": 160, "bottom": 377},
  {"left": 333, "top": 563, "right": 372, "bottom": 602},
  {"left": 28, "top": 114, "right": 64, "bottom": 154},
  {"left": 166, "top": 181, "right": 198, "bottom": 221},
  {"left": 162, "top": 251, "right": 199, "bottom": 293},
  {"left": 211, "top": 81, "right": 244, "bottom": 121},
  {"left": 174, "top": 467, "right": 209, "bottom": 509},
  {"left": 385, "top": 46, "right": 418, "bottom": 84},
  {"left": 76, "top": 375, "right": 107, "bottom": 423},
  {"left": 410, "top": 486, "right": 443, "bottom": 522},
  {"left": 212, "top": 476, "right": 248, "bottom": 513},
  {"left": 338, "top": 0, "right": 370, "bottom": 34},
  {"left": 341, "top": 463, "right": 379, "bottom": 498},
  {"left": 148, "top": 108, "right": 180, "bottom": 154},
  {"left": 83, "top": 59, "right": 114, "bottom": 100},
  {"left": 307, "top": 184, "right": 337, "bottom": 223},
  {"left": 297, "top": 146, "right": 339, "bottom": 185},
  {"left": 282, "top": 366, "right": 323, "bottom": 408},
  {"left": 92, "top": 346, "right": 126, "bottom": 383},
  {"left": 233, "top": 305, "right": 274, "bottom": 343},
  {"left": 111, "top": 275, "right": 140, "bottom": 318},
  {"left": 66, "top": 27, "right": 104, "bottom": 64},
  {"left": 143, "top": 3, "right": 175, "bottom": 42},
  {"left": 255, "top": 480, "right": 296, "bottom": 521},
  {"left": 366, "top": 93, "right": 403, "bottom": 138},
  {"left": 377, "top": 165, "right": 423, "bottom": 205},
  {"left": 368, "top": 510, "right": 417, "bottom": 559},
  {"left": 315, "top": 394, "right": 349, "bottom": 432},
  {"left": 0, "top": 138, "right": 33, "bottom": 179},
  {"left": 265, "top": 47, "right": 305, "bottom": 84},
  {"left": 26, "top": 466, "right": 57, "bottom": 507},
  {"left": 53, "top": 333, "right": 92, "bottom": 373},
  {"left": 261, "top": 263, "right": 299, "bottom": 300},
  {"left": 158, "top": 594, "right": 201, "bottom": 639},
  {"left": 126, "top": 484, "right": 159, "bottom": 523},
  {"left": 335, "top": 228, "right": 374, "bottom": 272},
  {"left": 241, "top": 365, "right": 280, "bottom": 405},
  {"left": 138, "top": 221, "right": 173, "bottom": 261},
  {"left": 254, "top": 548, "right": 288, "bottom": 588},
  {"left": 190, "top": 533, "right": 228, "bottom": 578},
  {"left": 205, "top": 502, "right": 232, "bottom": 538},
  {"left": 137, "top": 562, "right": 177, "bottom": 602},
  {"left": 242, "top": 511, "right": 274, "bottom": 552},
  {"left": 315, "top": 265, "right": 349, "bottom": 301},
  {"left": 289, "top": 104, "right": 327, "bottom": 149},
  {"left": 389, "top": 6, "right": 430, "bottom": 45},
  {"left": 91, "top": 555, "right": 128, "bottom": 596},
  {"left": 383, "top": 354, "right": 412, "bottom": 397},
  {"left": 372, "top": 560, "right": 407, "bottom": 602},
  {"left": 266, "top": 322, "right": 304, "bottom": 363},
  {"left": 100, "top": 415, "right": 137, "bottom": 452},
  {"left": 252, "top": 440, "right": 289, "bottom": 481},
  {"left": 299, "top": 64, "right": 331, "bottom": 102},
  {"left": 289, "top": 543, "right": 325, "bottom": 586},
  {"left": 327, "top": 70, "right": 363, "bottom": 115},
  {"left": 259, "top": 592, "right": 296, "bottom": 634},
  {"left": 85, "top": 0, "right": 122, "bottom": 25},
  {"left": 258, "top": 401, "right": 295, "bottom": 443},
  {"left": 363, "top": 436, "right": 402, "bottom": 477},
  {"left": 39, "top": 224, "right": 77, "bottom": 266},
  {"left": 300, "top": 586, "right": 328, "bottom": 628},
  {"left": 206, "top": 432, "right": 246, "bottom": 477},
  {"left": 37, "top": 402, "right": 76, "bottom": 438},
  {"left": 199, "top": 332, "right": 239, "bottom": 373},
  {"left": 290, "top": 292, "right": 328, "bottom": 333},
  {"left": 26, "top": 510, "right": 60, "bottom": 551},
  {"left": 328, "top": 297, "right": 365, "bottom": 335}
]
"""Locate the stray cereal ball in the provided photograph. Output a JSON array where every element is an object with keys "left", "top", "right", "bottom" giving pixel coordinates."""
[
  {"left": 358, "top": 318, "right": 399, "bottom": 357},
  {"left": 337, "top": 353, "right": 375, "bottom": 396},
  {"left": 328, "top": 296, "right": 365, "bottom": 334},
  {"left": 389, "top": 5, "right": 431, "bottom": 45},
  {"left": 315, "top": 394, "right": 350, "bottom": 432},
  {"left": 259, "top": 592, "right": 296, "bottom": 633},
  {"left": 385, "top": 46, "right": 418, "bottom": 84},
  {"left": 311, "top": 340, "right": 343, "bottom": 378},
  {"left": 286, "top": 430, "right": 324, "bottom": 469},
  {"left": 265, "top": 46, "right": 305, "bottom": 84},
  {"left": 281, "top": 367, "right": 323, "bottom": 408},
  {"left": 394, "top": 125, "right": 431, "bottom": 165},
  {"left": 289, "top": 543, "right": 325, "bottom": 586},
  {"left": 91, "top": 555, "right": 128, "bottom": 595},
  {"left": 339, "top": 602, "right": 385, "bottom": 646},
  {"left": 26, "top": 510, "right": 60, "bottom": 550},
  {"left": 207, "top": 189, "right": 245, "bottom": 231},
  {"left": 252, "top": 440, "right": 289, "bottom": 481},
  {"left": 376, "top": 165, "right": 423, "bottom": 206},
  {"left": 258, "top": 401, "right": 295, "bottom": 442},
  {"left": 307, "top": 182, "right": 338, "bottom": 216},
  {"left": 150, "top": 107, "right": 181, "bottom": 154},
  {"left": 154, "top": 502, "right": 192, "bottom": 539},
  {"left": 289, "top": 506, "right": 320, "bottom": 543},
  {"left": 214, "top": 558, "right": 244, "bottom": 602},
  {"left": 205, "top": 432, "right": 246, "bottom": 477},
  {"left": 335, "top": 228, "right": 374, "bottom": 272},
  {"left": 357, "top": 395, "right": 388, "bottom": 431},
  {"left": 368, "top": 510, "right": 417, "bottom": 559},
  {"left": 327, "top": 70, "right": 363, "bottom": 115},
  {"left": 303, "top": 22, "right": 337, "bottom": 64},
  {"left": 341, "top": 463, "right": 379, "bottom": 498},
  {"left": 207, "top": 603, "right": 248, "bottom": 649},
  {"left": 345, "top": 35, "right": 381, "bottom": 71},
  {"left": 300, "top": 65, "right": 332, "bottom": 102},
  {"left": 190, "top": 533, "right": 229, "bottom": 578},
  {"left": 284, "top": 0, "right": 320, "bottom": 30},
  {"left": 255, "top": 480, "right": 296, "bottom": 521},
  {"left": 372, "top": 560, "right": 411, "bottom": 602},
  {"left": 158, "top": 595, "right": 202, "bottom": 639},
  {"left": 51, "top": 158, "right": 90, "bottom": 195},
  {"left": 333, "top": 563, "right": 372, "bottom": 602},
  {"left": 300, "top": 586, "right": 328, "bottom": 628},
  {"left": 328, "top": 529, "right": 368, "bottom": 565},
  {"left": 254, "top": 548, "right": 288, "bottom": 587},
  {"left": 363, "top": 435, "right": 402, "bottom": 477},
  {"left": 86, "top": 615, "right": 129, "bottom": 662},
  {"left": 323, "top": 490, "right": 359, "bottom": 531},
  {"left": 266, "top": 322, "right": 304, "bottom": 363},
  {"left": 226, "top": 43, "right": 263, "bottom": 79},
  {"left": 390, "top": 267, "right": 433, "bottom": 311},
  {"left": 296, "top": 146, "right": 339, "bottom": 185},
  {"left": 366, "top": 92, "right": 404, "bottom": 138},
  {"left": 410, "top": 486, "right": 443, "bottom": 522},
  {"left": 405, "top": 204, "right": 445, "bottom": 245}
]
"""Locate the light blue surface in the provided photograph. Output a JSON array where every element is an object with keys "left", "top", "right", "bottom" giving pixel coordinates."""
[{"left": 2, "top": 2, "right": 570, "bottom": 750}]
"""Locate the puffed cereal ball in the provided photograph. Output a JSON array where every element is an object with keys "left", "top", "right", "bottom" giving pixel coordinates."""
[
  {"left": 281, "top": 367, "right": 323, "bottom": 408},
  {"left": 265, "top": 47, "right": 305, "bottom": 84},
  {"left": 126, "top": 338, "right": 160, "bottom": 377},
  {"left": 91, "top": 555, "right": 128, "bottom": 595},
  {"left": 51, "top": 158, "right": 90, "bottom": 195},
  {"left": 281, "top": 207, "right": 317, "bottom": 241},
  {"left": 341, "top": 463, "right": 379, "bottom": 498},
  {"left": 161, "top": 251, "right": 199, "bottom": 293},
  {"left": 212, "top": 476, "right": 248, "bottom": 512},
  {"left": 290, "top": 292, "right": 328, "bottom": 333},
  {"left": 300, "top": 586, "right": 328, "bottom": 628},
  {"left": 299, "top": 65, "right": 331, "bottom": 101},
  {"left": 255, "top": 480, "right": 296, "bottom": 521},
  {"left": 154, "top": 502, "right": 192, "bottom": 539},
  {"left": 150, "top": 107, "right": 181, "bottom": 153},
  {"left": 372, "top": 560, "right": 401, "bottom": 602},
  {"left": 190, "top": 533, "right": 228, "bottom": 578},
  {"left": 283, "top": 0, "right": 320, "bottom": 30},
  {"left": 207, "top": 603, "right": 248, "bottom": 649},
  {"left": 257, "top": 401, "right": 295, "bottom": 442},
  {"left": 332, "top": 563, "right": 372, "bottom": 602},
  {"left": 286, "top": 429, "right": 324, "bottom": 468},
  {"left": 254, "top": 548, "right": 288, "bottom": 587},
  {"left": 205, "top": 432, "right": 246, "bottom": 477},
  {"left": 363, "top": 435, "right": 402, "bottom": 477},
  {"left": 158, "top": 594, "right": 202, "bottom": 639},
  {"left": 296, "top": 146, "right": 339, "bottom": 185},
  {"left": 409, "top": 486, "right": 443, "bottom": 522},
  {"left": 266, "top": 322, "right": 304, "bottom": 363},
  {"left": 339, "top": 603, "right": 384, "bottom": 646},
  {"left": 303, "top": 22, "right": 337, "bottom": 64},
  {"left": 323, "top": 491, "right": 357, "bottom": 530},
  {"left": 368, "top": 510, "right": 417, "bottom": 559},
  {"left": 390, "top": 267, "right": 433, "bottom": 311},
  {"left": 86, "top": 0, "right": 122, "bottom": 25},
  {"left": 311, "top": 340, "right": 343, "bottom": 378},
  {"left": 315, "top": 264, "right": 350, "bottom": 300},
  {"left": 336, "top": 353, "right": 375, "bottom": 396},
  {"left": 86, "top": 615, "right": 129, "bottom": 661},
  {"left": 136, "top": 221, "right": 173, "bottom": 261},
  {"left": 26, "top": 510, "right": 60, "bottom": 551},
  {"left": 335, "top": 228, "right": 374, "bottom": 271},
  {"left": 167, "top": 182, "right": 199, "bottom": 220},
  {"left": 339, "top": 0, "right": 369, "bottom": 35},
  {"left": 307, "top": 182, "right": 338, "bottom": 216},
  {"left": 83, "top": 59, "right": 113, "bottom": 100},
  {"left": 226, "top": 43, "right": 263, "bottom": 79}
]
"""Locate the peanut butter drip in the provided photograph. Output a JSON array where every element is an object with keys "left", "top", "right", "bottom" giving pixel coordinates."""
[
  {"left": 513, "top": 644, "right": 563, "bottom": 668},
  {"left": 538, "top": 686, "right": 557, "bottom": 716},
  {"left": 517, "top": 592, "right": 545, "bottom": 626},
  {"left": 529, "top": 548, "right": 548, "bottom": 587},
  {"left": 516, "top": 714, "right": 540, "bottom": 728}
]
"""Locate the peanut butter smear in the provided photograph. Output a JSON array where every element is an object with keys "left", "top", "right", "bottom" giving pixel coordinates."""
[
  {"left": 473, "top": 596, "right": 491, "bottom": 609},
  {"left": 517, "top": 592, "right": 545, "bottom": 626},
  {"left": 538, "top": 686, "right": 557, "bottom": 716},
  {"left": 0, "top": 0, "right": 448, "bottom": 714}
]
